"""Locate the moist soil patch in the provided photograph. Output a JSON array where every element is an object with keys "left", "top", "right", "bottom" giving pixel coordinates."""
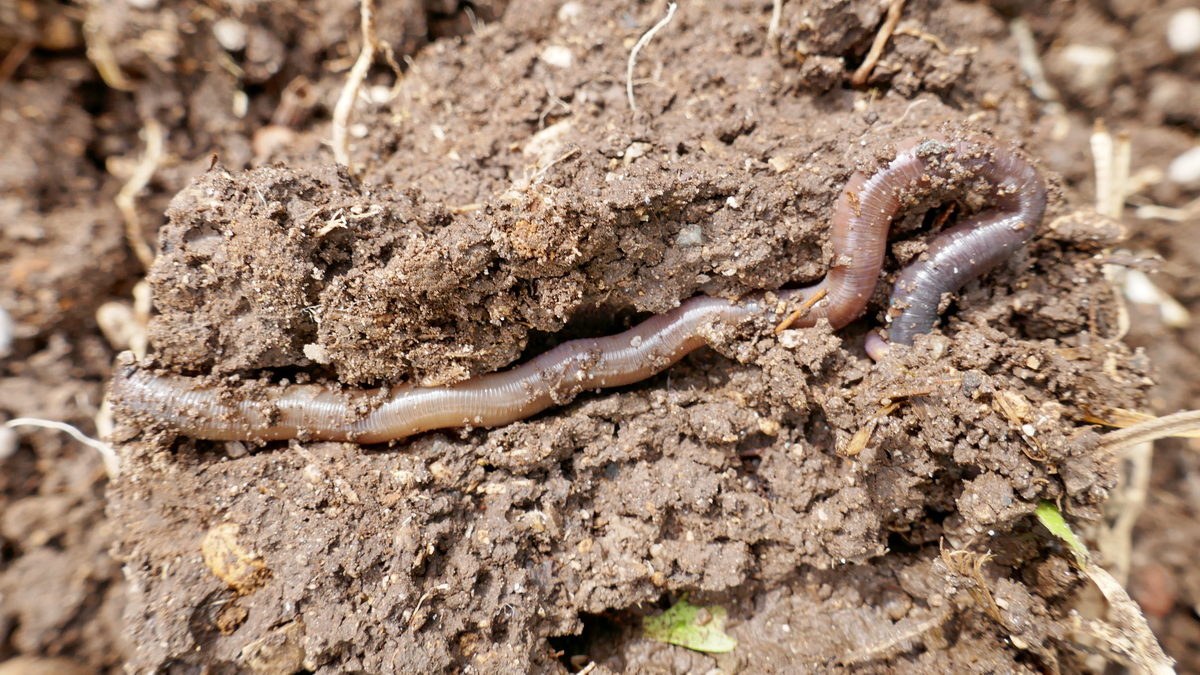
[{"left": 3, "top": 0, "right": 1200, "bottom": 672}]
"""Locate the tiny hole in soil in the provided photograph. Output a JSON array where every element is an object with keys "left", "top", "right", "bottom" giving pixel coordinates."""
[
  {"left": 886, "top": 529, "right": 923, "bottom": 555},
  {"left": 0, "top": 538, "right": 17, "bottom": 565},
  {"left": 558, "top": 456, "right": 575, "bottom": 481},
  {"left": 547, "top": 610, "right": 627, "bottom": 672}
]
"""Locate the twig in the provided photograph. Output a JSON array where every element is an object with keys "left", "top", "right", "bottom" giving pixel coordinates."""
[
  {"left": 893, "top": 25, "right": 947, "bottom": 53},
  {"left": 775, "top": 288, "right": 826, "bottom": 334},
  {"left": 1111, "top": 132, "right": 1132, "bottom": 218},
  {"left": 850, "top": 0, "right": 906, "bottom": 87},
  {"left": 5, "top": 418, "right": 120, "bottom": 478},
  {"left": 1098, "top": 409, "right": 1200, "bottom": 461},
  {"left": 332, "top": 0, "right": 378, "bottom": 169},
  {"left": 767, "top": 0, "right": 784, "bottom": 54},
  {"left": 115, "top": 118, "right": 165, "bottom": 270},
  {"left": 626, "top": 2, "right": 678, "bottom": 114}
]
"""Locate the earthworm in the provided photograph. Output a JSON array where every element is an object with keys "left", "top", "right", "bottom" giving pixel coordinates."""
[{"left": 110, "top": 135, "right": 1046, "bottom": 443}]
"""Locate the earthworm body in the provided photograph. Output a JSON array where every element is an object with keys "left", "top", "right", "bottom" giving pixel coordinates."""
[{"left": 111, "top": 136, "right": 1047, "bottom": 443}]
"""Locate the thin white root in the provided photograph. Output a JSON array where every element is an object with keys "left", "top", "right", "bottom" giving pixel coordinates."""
[
  {"left": 115, "top": 118, "right": 164, "bottom": 270},
  {"left": 83, "top": 19, "right": 133, "bottom": 92},
  {"left": 767, "top": 0, "right": 784, "bottom": 54},
  {"left": 5, "top": 418, "right": 120, "bottom": 478},
  {"left": 1090, "top": 121, "right": 1132, "bottom": 219},
  {"left": 626, "top": 2, "right": 678, "bottom": 114},
  {"left": 332, "top": 0, "right": 378, "bottom": 169},
  {"left": 1010, "top": 18, "right": 1069, "bottom": 139}
]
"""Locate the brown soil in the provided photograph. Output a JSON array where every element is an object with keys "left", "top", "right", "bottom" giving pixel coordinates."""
[{"left": 2, "top": 0, "right": 1199, "bottom": 672}]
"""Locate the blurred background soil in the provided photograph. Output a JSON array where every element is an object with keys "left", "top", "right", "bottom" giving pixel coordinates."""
[{"left": 2, "top": 0, "right": 1200, "bottom": 672}]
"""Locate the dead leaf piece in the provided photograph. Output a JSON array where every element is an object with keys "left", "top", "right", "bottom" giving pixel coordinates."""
[
  {"left": 841, "top": 401, "right": 901, "bottom": 456},
  {"left": 202, "top": 523, "right": 271, "bottom": 595}
]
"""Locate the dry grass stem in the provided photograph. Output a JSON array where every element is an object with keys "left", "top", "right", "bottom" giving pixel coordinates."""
[{"left": 1098, "top": 409, "right": 1200, "bottom": 461}]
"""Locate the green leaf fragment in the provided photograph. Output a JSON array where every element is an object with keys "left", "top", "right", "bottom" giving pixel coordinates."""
[
  {"left": 1035, "top": 500, "right": 1090, "bottom": 567},
  {"left": 643, "top": 596, "right": 737, "bottom": 653}
]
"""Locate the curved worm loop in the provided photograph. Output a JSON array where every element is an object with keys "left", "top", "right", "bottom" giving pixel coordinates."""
[
  {"left": 110, "top": 135, "right": 1045, "bottom": 442},
  {"left": 883, "top": 138, "right": 1046, "bottom": 344}
]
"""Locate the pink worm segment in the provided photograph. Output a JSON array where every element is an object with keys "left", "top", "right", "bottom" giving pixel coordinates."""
[{"left": 111, "top": 136, "right": 1046, "bottom": 443}]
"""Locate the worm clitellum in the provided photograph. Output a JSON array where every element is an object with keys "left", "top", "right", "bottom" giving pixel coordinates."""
[{"left": 111, "top": 136, "right": 1047, "bottom": 443}]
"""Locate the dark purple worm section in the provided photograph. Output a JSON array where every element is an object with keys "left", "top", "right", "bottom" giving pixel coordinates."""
[
  {"left": 110, "top": 136, "right": 1045, "bottom": 443},
  {"left": 883, "top": 139, "right": 1046, "bottom": 344}
]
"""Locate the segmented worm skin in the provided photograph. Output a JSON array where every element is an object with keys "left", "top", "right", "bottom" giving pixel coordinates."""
[
  {"left": 110, "top": 136, "right": 1046, "bottom": 443},
  {"left": 884, "top": 139, "right": 1046, "bottom": 344}
]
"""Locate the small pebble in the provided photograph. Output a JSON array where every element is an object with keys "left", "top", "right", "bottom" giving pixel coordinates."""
[
  {"left": 539, "top": 45, "right": 574, "bottom": 69},
  {"left": 1057, "top": 44, "right": 1118, "bottom": 91},
  {"left": 1167, "top": 146, "right": 1200, "bottom": 186},
  {"left": 213, "top": 18, "right": 248, "bottom": 52},
  {"left": 96, "top": 301, "right": 137, "bottom": 351},
  {"left": 674, "top": 223, "right": 704, "bottom": 247},
  {"left": 226, "top": 440, "right": 248, "bottom": 459},
  {"left": 303, "top": 343, "right": 331, "bottom": 364},
  {"left": 777, "top": 330, "right": 804, "bottom": 349},
  {"left": 557, "top": 1, "right": 583, "bottom": 23},
  {"left": 1167, "top": 7, "right": 1200, "bottom": 54},
  {"left": 622, "top": 141, "right": 652, "bottom": 165}
]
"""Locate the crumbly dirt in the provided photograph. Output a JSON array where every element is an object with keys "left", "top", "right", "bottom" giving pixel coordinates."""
[{"left": 3, "top": 0, "right": 1200, "bottom": 672}]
